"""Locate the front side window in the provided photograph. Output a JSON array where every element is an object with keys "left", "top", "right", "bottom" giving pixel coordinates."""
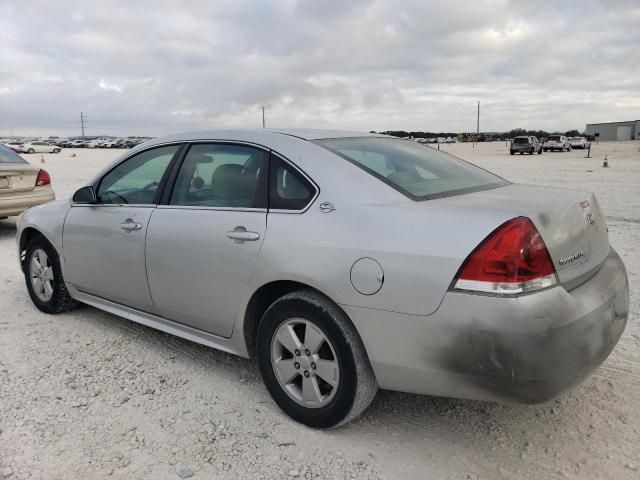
[
  {"left": 315, "top": 137, "right": 508, "bottom": 201},
  {"left": 97, "top": 145, "right": 179, "bottom": 205},
  {"left": 170, "top": 143, "right": 268, "bottom": 208}
]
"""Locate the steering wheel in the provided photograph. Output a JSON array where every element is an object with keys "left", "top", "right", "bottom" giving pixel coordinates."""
[{"left": 143, "top": 181, "right": 160, "bottom": 191}]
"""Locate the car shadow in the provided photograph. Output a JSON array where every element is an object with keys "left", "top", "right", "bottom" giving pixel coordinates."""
[{"left": 0, "top": 218, "right": 17, "bottom": 241}]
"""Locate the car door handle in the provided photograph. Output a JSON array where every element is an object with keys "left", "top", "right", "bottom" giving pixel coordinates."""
[
  {"left": 226, "top": 227, "right": 260, "bottom": 242},
  {"left": 120, "top": 219, "right": 142, "bottom": 231}
]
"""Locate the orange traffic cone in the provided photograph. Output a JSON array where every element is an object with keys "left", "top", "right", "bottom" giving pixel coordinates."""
[
  {"left": 40, "top": 154, "right": 45, "bottom": 164},
  {"left": 602, "top": 155, "right": 608, "bottom": 168}
]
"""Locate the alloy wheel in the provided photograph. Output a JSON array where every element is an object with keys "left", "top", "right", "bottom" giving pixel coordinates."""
[
  {"left": 270, "top": 318, "right": 340, "bottom": 408},
  {"left": 30, "top": 248, "right": 54, "bottom": 302}
]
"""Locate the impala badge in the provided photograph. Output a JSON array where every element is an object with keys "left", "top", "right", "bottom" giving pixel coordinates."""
[{"left": 319, "top": 202, "right": 336, "bottom": 213}]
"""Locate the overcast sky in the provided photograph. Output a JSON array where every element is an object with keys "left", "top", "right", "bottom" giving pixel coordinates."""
[{"left": 1, "top": 0, "right": 639, "bottom": 137}]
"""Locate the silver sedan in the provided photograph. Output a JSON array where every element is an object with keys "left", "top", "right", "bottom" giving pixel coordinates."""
[{"left": 16, "top": 130, "right": 629, "bottom": 428}]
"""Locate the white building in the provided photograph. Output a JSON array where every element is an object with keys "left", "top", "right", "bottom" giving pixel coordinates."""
[{"left": 585, "top": 120, "right": 640, "bottom": 141}]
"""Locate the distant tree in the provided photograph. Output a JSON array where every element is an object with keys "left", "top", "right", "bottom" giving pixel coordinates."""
[
  {"left": 369, "top": 130, "right": 377, "bottom": 134},
  {"left": 565, "top": 129, "right": 580, "bottom": 137}
]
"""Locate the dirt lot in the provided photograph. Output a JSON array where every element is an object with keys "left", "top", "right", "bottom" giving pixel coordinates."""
[{"left": 1, "top": 141, "right": 638, "bottom": 479}]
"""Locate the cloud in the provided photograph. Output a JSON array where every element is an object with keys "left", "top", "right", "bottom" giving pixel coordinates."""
[{"left": 0, "top": 0, "right": 638, "bottom": 136}]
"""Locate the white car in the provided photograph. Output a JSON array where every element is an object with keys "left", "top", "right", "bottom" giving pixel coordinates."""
[
  {"left": 21, "top": 141, "right": 61, "bottom": 154},
  {"left": 543, "top": 135, "right": 571, "bottom": 152},
  {"left": 569, "top": 137, "right": 590, "bottom": 149}
]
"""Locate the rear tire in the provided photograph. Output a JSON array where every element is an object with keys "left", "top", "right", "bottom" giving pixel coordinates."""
[
  {"left": 257, "top": 290, "right": 378, "bottom": 429},
  {"left": 28, "top": 148, "right": 35, "bottom": 154},
  {"left": 24, "top": 235, "right": 79, "bottom": 314},
  {"left": 510, "top": 151, "right": 514, "bottom": 155}
]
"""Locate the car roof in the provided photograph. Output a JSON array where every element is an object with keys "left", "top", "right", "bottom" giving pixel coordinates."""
[{"left": 142, "top": 128, "right": 381, "bottom": 147}]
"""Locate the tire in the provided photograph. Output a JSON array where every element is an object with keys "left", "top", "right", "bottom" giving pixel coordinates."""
[
  {"left": 53, "top": 148, "right": 60, "bottom": 153},
  {"left": 510, "top": 151, "right": 514, "bottom": 155},
  {"left": 24, "top": 234, "right": 79, "bottom": 314},
  {"left": 257, "top": 289, "right": 378, "bottom": 429},
  {"left": 28, "top": 148, "right": 35, "bottom": 154}
]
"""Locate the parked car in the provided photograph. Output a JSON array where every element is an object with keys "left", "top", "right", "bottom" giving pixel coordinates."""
[
  {"left": 68, "top": 139, "right": 88, "bottom": 148},
  {"left": 4, "top": 142, "right": 24, "bottom": 153},
  {"left": 0, "top": 145, "right": 54, "bottom": 219},
  {"left": 543, "top": 135, "right": 572, "bottom": 152},
  {"left": 510, "top": 136, "right": 543, "bottom": 155},
  {"left": 21, "top": 141, "right": 61, "bottom": 154},
  {"left": 569, "top": 137, "right": 590, "bottom": 149},
  {"left": 16, "top": 130, "right": 629, "bottom": 428}
]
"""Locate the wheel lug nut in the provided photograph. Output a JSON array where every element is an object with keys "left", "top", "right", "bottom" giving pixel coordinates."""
[
  {"left": 311, "top": 362, "right": 316, "bottom": 370},
  {"left": 294, "top": 349, "right": 300, "bottom": 356},
  {"left": 305, "top": 349, "right": 311, "bottom": 356},
  {"left": 294, "top": 362, "right": 300, "bottom": 369},
  {"left": 303, "top": 370, "right": 310, "bottom": 378}
]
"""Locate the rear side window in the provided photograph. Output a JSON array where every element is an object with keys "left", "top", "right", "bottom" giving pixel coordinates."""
[
  {"left": 0, "top": 145, "right": 27, "bottom": 164},
  {"left": 170, "top": 144, "right": 268, "bottom": 208},
  {"left": 269, "top": 155, "right": 317, "bottom": 211},
  {"left": 315, "top": 137, "right": 508, "bottom": 201}
]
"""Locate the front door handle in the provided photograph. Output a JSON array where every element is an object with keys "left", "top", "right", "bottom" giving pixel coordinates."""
[
  {"left": 226, "top": 226, "right": 260, "bottom": 243},
  {"left": 120, "top": 219, "right": 142, "bottom": 232}
]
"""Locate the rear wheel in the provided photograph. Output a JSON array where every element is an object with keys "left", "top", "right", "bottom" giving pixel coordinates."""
[
  {"left": 28, "top": 148, "right": 35, "bottom": 154},
  {"left": 24, "top": 235, "right": 79, "bottom": 314},
  {"left": 257, "top": 290, "right": 377, "bottom": 429},
  {"left": 510, "top": 151, "right": 514, "bottom": 155}
]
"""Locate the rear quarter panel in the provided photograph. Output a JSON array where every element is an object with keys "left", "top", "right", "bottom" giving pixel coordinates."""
[{"left": 253, "top": 201, "right": 512, "bottom": 316}]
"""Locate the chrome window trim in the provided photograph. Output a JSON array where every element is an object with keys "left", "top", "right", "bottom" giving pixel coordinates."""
[{"left": 75, "top": 139, "right": 320, "bottom": 213}]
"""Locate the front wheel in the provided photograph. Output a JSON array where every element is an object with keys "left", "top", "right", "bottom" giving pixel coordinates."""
[
  {"left": 28, "top": 148, "right": 35, "bottom": 154},
  {"left": 257, "top": 290, "right": 378, "bottom": 429},
  {"left": 24, "top": 235, "right": 79, "bottom": 314}
]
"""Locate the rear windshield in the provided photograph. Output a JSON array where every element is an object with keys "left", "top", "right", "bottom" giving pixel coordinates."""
[
  {"left": 513, "top": 137, "right": 530, "bottom": 144},
  {"left": 0, "top": 145, "right": 27, "bottom": 164},
  {"left": 547, "top": 136, "right": 561, "bottom": 141},
  {"left": 314, "top": 137, "right": 508, "bottom": 201}
]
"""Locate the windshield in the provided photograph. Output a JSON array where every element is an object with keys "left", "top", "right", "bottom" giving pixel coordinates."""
[
  {"left": 314, "top": 137, "right": 508, "bottom": 201},
  {"left": 0, "top": 145, "right": 27, "bottom": 164}
]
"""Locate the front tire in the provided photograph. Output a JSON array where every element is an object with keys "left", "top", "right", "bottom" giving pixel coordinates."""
[
  {"left": 257, "top": 290, "right": 377, "bottom": 429},
  {"left": 28, "top": 148, "right": 35, "bottom": 154},
  {"left": 24, "top": 235, "right": 79, "bottom": 314}
]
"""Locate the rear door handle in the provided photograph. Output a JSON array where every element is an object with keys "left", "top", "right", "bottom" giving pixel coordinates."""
[
  {"left": 120, "top": 219, "right": 142, "bottom": 231},
  {"left": 226, "top": 226, "right": 260, "bottom": 243}
]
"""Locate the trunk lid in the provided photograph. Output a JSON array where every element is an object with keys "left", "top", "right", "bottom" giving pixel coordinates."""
[
  {"left": 432, "top": 183, "right": 610, "bottom": 288},
  {"left": 0, "top": 164, "right": 40, "bottom": 194}
]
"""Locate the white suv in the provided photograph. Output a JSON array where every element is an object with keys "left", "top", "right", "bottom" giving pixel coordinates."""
[{"left": 543, "top": 135, "right": 571, "bottom": 152}]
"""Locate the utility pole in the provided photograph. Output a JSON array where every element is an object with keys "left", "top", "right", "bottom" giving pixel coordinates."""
[
  {"left": 476, "top": 101, "right": 480, "bottom": 137},
  {"left": 261, "top": 106, "right": 265, "bottom": 128},
  {"left": 80, "top": 112, "right": 87, "bottom": 137}
]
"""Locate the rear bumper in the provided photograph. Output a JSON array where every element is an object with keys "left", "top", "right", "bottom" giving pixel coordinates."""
[
  {"left": 344, "top": 247, "right": 629, "bottom": 404},
  {"left": 0, "top": 188, "right": 55, "bottom": 217}
]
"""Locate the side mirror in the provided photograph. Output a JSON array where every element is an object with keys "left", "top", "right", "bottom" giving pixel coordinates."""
[{"left": 72, "top": 186, "right": 97, "bottom": 204}]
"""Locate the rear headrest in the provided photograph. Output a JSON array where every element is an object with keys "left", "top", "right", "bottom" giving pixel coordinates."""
[{"left": 211, "top": 164, "right": 255, "bottom": 201}]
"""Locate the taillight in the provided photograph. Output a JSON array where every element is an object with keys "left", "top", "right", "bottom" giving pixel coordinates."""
[
  {"left": 36, "top": 169, "right": 51, "bottom": 186},
  {"left": 453, "top": 217, "right": 557, "bottom": 295}
]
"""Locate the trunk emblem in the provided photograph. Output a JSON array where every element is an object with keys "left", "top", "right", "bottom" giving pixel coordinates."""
[
  {"left": 559, "top": 251, "right": 585, "bottom": 267},
  {"left": 580, "top": 200, "right": 596, "bottom": 226}
]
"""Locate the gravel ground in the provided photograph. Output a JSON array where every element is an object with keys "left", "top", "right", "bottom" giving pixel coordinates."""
[{"left": 1, "top": 141, "right": 638, "bottom": 479}]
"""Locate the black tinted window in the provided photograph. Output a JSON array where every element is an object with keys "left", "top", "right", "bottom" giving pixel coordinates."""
[
  {"left": 0, "top": 145, "right": 27, "bottom": 164},
  {"left": 269, "top": 155, "right": 316, "bottom": 210},
  {"left": 171, "top": 144, "right": 268, "bottom": 208}
]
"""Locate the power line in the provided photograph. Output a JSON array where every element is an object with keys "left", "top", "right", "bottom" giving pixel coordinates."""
[{"left": 80, "top": 112, "right": 88, "bottom": 137}]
